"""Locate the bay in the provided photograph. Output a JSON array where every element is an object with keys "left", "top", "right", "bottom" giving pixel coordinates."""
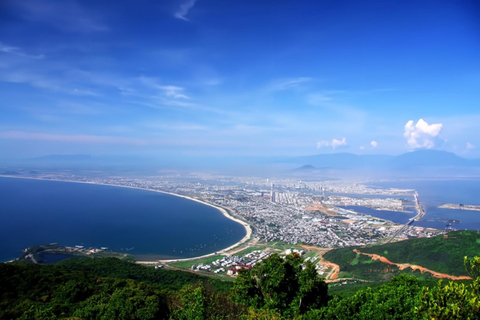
[
  {"left": 366, "top": 179, "right": 480, "bottom": 230},
  {"left": 339, "top": 206, "right": 416, "bottom": 225},
  {"left": 0, "top": 177, "right": 246, "bottom": 262}
]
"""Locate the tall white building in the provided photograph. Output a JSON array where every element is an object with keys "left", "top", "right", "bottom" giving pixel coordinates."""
[{"left": 270, "top": 183, "right": 276, "bottom": 203}]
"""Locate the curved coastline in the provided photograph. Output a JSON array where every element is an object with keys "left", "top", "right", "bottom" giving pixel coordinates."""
[{"left": 0, "top": 175, "right": 252, "bottom": 263}]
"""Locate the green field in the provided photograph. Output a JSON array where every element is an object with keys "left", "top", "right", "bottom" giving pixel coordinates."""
[
  {"left": 170, "top": 255, "right": 226, "bottom": 269},
  {"left": 265, "top": 241, "right": 306, "bottom": 252},
  {"left": 228, "top": 245, "right": 265, "bottom": 257}
]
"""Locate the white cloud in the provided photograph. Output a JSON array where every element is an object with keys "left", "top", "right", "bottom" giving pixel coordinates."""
[
  {"left": 270, "top": 77, "right": 313, "bottom": 91},
  {"left": 359, "top": 146, "right": 365, "bottom": 150},
  {"left": 0, "top": 42, "right": 44, "bottom": 59},
  {"left": 332, "top": 138, "right": 347, "bottom": 149},
  {"left": 0, "top": 43, "right": 17, "bottom": 54},
  {"left": 156, "top": 98, "right": 197, "bottom": 108},
  {"left": 316, "top": 140, "right": 330, "bottom": 148},
  {"left": 370, "top": 140, "right": 378, "bottom": 147},
  {"left": 316, "top": 137, "right": 347, "bottom": 149},
  {"left": 0, "top": 69, "right": 96, "bottom": 96},
  {"left": 157, "top": 85, "right": 189, "bottom": 99},
  {"left": 404, "top": 119, "right": 443, "bottom": 149},
  {"left": 139, "top": 77, "right": 189, "bottom": 99},
  {"left": 174, "top": 0, "right": 197, "bottom": 21},
  {"left": 467, "top": 142, "right": 475, "bottom": 150}
]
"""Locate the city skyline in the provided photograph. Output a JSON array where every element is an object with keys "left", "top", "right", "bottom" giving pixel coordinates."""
[{"left": 1, "top": 0, "right": 479, "bottom": 161}]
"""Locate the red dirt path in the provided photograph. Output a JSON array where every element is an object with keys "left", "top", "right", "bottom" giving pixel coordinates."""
[{"left": 353, "top": 249, "right": 471, "bottom": 280}]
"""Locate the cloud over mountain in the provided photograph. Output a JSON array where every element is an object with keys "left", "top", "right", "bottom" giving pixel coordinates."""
[
  {"left": 404, "top": 119, "right": 442, "bottom": 149},
  {"left": 317, "top": 138, "right": 347, "bottom": 149}
]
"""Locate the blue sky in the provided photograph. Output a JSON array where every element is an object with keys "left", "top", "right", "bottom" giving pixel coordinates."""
[{"left": 1, "top": 0, "right": 479, "bottom": 160}]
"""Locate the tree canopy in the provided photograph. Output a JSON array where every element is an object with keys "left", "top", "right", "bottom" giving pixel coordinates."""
[
  {"left": 231, "top": 253, "right": 328, "bottom": 317},
  {"left": 1, "top": 253, "right": 480, "bottom": 319}
]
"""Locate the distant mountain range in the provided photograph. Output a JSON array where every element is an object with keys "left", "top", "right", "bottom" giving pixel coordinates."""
[
  {"left": 9, "top": 150, "right": 480, "bottom": 178},
  {"left": 289, "top": 150, "right": 480, "bottom": 169},
  {"left": 283, "top": 150, "right": 480, "bottom": 178},
  {"left": 25, "top": 150, "right": 479, "bottom": 168},
  {"left": 295, "top": 165, "right": 317, "bottom": 171},
  {"left": 387, "top": 150, "right": 477, "bottom": 167}
]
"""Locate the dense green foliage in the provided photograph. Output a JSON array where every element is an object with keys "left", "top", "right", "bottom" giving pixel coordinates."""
[
  {"left": 415, "top": 256, "right": 480, "bottom": 319},
  {"left": 361, "top": 231, "right": 480, "bottom": 275},
  {"left": 328, "top": 280, "right": 388, "bottom": 298},
  {"left": 0, "top": 258, "right": 238, "bottom": 319},
  {"left": 314, "top": 274, "right": 423, "bottom": 319},
  {"left": 324, "top": 247, "right": 409, "bottom": 281},
  {"left": 57, "top": 257, "right": 232, "bottom": 292},
  {"left": 313, "top": 256, "right": 480, "bottom": 320},
  {"left": 169, "top": 283, "right": 247, "bottom": 319},
  {"left": 324, "top": 230, "right": 480, "bottom": 281},
  {"left": 231, "top": 253, "right": 328, "bottom": 317},
  {"left": 1, "top": 247, "right": 480, "bottom": 319},
  {"left": 0, "top": 262, "right": 169, "bottom": 319}
]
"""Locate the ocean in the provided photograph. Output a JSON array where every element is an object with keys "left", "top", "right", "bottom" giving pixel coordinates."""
[
  {"left": 356, "top": 179, "right": 480, "bottom": 230},
  {"left": 0, "top": 177, "right": 246, "bottom": 262}
]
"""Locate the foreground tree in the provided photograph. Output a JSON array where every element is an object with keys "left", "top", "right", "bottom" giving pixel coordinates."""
[
  {"left": 415, "top": 256, "right": 480, "bottom": 319},
  {"left": 231, "top": 253, "right": 328, "bottom": 317},
  {"left": 169, "top": 282, "right": 247, "bottom": 320},
  {"left": 312, "top": 274, "right": 422, "bottom": 320}
]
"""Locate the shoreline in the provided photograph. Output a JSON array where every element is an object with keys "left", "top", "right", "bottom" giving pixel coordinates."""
[{"left": 0, "top": 175, "right": 252, "bottom": 264}]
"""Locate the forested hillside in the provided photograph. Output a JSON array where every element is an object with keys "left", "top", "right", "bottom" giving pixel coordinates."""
[
  {"left": 1, "top": 242, "right": 480, "bottom": 319},
  {"left": 324, "top": 230, "right": 480, "bottom": 281}
]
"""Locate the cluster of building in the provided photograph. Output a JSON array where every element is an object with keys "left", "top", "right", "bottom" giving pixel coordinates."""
[
  {"left": 189, "top": 249, "right": 324, "bottom": 277},
  {"left": 14, "top": 172, "right": 440, "bottom": 249},
  {"left": 217, "top": 194, "right": 421, "bottom": 247},
  {"left": 191, "top": 250, "right": 272, "bottom": 275}
]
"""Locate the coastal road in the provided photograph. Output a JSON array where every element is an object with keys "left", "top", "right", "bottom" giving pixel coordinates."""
[{"left": 387, "top": 192, "right": 425, "bottom": 243}]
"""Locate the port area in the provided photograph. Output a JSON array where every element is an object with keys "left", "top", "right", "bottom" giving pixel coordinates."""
[
  {"left": 439, "top": 203, "right": 480, "bottom": 212},
  {"left": 387, "top": 192, "right": 426, "bottom": 243}
]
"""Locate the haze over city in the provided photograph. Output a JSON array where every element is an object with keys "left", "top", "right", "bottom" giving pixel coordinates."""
[
  {"left": 1, "top": 0, "right": 479, "bottom": 165},
  {"left": 3, "top": 3, "right": 480, "bottom": 318}
]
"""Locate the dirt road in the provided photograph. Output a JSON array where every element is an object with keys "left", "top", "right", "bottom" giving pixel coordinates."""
[{"left": 353, "top": 249, "right": 472, "bottom": 280}]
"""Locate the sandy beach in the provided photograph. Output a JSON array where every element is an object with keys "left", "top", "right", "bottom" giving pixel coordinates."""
[
  {"left": 133, "top": 191, "right": 252, "bottom": 264},
  {"left": 0, "top": 175, "right": 252, "bottom": 264}
]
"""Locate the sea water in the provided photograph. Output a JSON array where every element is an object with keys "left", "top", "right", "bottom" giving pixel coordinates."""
[
  {"left": 362, "top": 179, "right": 480, "bottom": 230},
  {"left": 0, "top": 177, "right": 246, "bottom": 262}
]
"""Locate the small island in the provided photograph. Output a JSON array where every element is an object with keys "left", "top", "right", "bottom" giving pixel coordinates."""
[
  {"left": 14, "top": 244, "right": 135, "bottom": 264},
  {"left": 439, "top": 203, "right": 480, "bottom": 212}
]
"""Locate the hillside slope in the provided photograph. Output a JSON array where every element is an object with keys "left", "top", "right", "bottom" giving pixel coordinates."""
[{"left": 324, "top": 230, "right": 480, "bottom": 281}]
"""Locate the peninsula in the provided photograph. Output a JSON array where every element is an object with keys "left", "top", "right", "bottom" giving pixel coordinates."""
[
  {"left": 15, "top": 244, "right": 134, "bottom": 264},
  {"left": 439, "top": 203, "right": 480, "bottom": 212}
]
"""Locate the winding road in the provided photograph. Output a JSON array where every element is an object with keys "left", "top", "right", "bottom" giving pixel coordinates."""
[{"left": 353, "top": 249, "right": 471, "bottom": 280}]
